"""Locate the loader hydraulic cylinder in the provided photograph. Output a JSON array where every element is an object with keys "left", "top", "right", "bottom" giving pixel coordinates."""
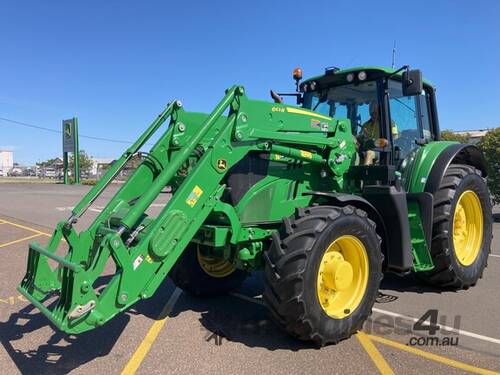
[{"left": 119, "top": 85, "right": 242, "bottom": 231}]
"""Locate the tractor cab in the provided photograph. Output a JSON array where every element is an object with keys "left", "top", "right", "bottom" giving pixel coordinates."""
[
  {"left": 298, "top": 66, "right": 439, "bottom": 180},
  {"left": 273, "top": 66, "right": 443, "bottom": 273}
]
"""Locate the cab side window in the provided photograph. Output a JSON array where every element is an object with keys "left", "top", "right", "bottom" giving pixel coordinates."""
[
  {"left": 417, "top": 91, "right": 433, "bottom": 141},
  {"left": 388, "top": 80, "right": 420, "bottom": 160}
]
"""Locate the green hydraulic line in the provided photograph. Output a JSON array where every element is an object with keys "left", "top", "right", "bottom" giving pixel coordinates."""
[
  {"left": 69, "top": 101, "right": 179, "bottom": 222},
  {"left": 119, "top": 85, "right": 242, "bottom": 232}
]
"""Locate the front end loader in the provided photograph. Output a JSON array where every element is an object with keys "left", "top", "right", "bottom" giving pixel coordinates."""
[{"left": 19, "top": 66, "right": 493, "bottom": 345}]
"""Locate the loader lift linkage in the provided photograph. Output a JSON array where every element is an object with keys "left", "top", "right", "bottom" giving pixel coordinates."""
[{"left": 18, "top": 66, "right": 492, "bottom": 346}]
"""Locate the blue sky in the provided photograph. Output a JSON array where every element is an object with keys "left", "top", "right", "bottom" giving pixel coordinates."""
[{"left": 0, "top": 1, "right": 499, "bottom": 165}]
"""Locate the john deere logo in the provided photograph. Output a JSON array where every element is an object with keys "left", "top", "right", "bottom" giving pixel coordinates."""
[
  {"left": 64, "top": 123, "right": 72, "bottom": 139},
  {"left": 217, "top": 159, "right": 227, "bottom": 171}
]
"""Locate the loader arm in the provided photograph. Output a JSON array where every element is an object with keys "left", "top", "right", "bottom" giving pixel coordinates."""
[
  {"left": 18, "top": 85, "right": 354, "bottom": 333},
  {"left": 18, "top": 86, "right": 247, "bottom": 333}
]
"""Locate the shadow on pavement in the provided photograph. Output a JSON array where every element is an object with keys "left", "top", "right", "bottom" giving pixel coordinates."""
[
  {"left": 171, "top": 292, "right": 318, "bottom": 351},
  {"left": 167, "top": 271, "right": 460, "bottom": 351},
  {"left": 0, "top": 303, "right": 129, "bottom": 375},
  {"left": 0, "top": 282, "right": 173, "bottom": 374},
  {"left": 380, "top": 272, "right": 460, "bottom": 294},
  {"left": 166, "top": 273, "right": 318, "bottom": 351}
]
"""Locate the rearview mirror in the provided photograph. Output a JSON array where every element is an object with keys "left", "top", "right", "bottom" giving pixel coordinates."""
[{"left": 402, "top": 69, "right": 423, "bottom": 96}]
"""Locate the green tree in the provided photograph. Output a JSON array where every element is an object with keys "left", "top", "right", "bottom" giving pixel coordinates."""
[
  {"left": 440, "top": 130, "right": 469, "bottom": 143},
  {"left": 477, "top": 127, "right": 500, "bottom": 205},
  {"left": 37, "top": 158, "right": 61, "bottom": 168},
  {"left": 69, "top": 150, "right": 94, "bottom": 174}
]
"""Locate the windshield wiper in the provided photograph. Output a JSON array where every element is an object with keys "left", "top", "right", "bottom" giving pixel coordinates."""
[
  {"left": 312, "top": 92, "right": 327, "bottom": 111},
  {"left": 393, "top": 97, "right": 415, "bottom": 113}
]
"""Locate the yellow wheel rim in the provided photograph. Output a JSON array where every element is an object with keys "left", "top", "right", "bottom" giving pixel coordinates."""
[
  {"left": 453, "top": 190, "right": 483, "bottom": 266},
  {"left": 197, "top": 249, "right": 236, "bottom": 278},
  {"left": 316, "top": 235, "right": 369, "bottom": 318}
]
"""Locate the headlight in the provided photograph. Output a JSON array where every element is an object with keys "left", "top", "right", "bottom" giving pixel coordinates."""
[
  {"left": 358, "top": 71, "right": 367, "bottom": 81},
  {"left": 346, "top": 73, "right": 354, "bottom": 82},
  {"left": 309, "top": 81, "right": 317, "bottom": 90}
]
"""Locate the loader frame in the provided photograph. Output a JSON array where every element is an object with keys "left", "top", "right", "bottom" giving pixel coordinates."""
[{"left": 18, "top": 85, "right": 358, "bottom": 333}]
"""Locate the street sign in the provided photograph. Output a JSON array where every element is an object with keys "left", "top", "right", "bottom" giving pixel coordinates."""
[{"left": 63, "top": 119, "right": 76, "bottom": 153}]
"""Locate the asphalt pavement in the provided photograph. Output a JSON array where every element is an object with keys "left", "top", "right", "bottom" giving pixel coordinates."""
[{"left": 0, "top": 183, "right": 499, "bottom": 374}]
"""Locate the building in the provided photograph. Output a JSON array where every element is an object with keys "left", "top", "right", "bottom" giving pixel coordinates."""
[
  {"left": 90, "top": 157, "right": 114, "bottom": 178},
  {"left": 454, "top": 129, "right": 492, "bottom": 144},
  {"left": 0, "top": 150, "right": 14, "bottom": 176}
]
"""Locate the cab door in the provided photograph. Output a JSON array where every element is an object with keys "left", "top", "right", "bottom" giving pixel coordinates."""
[
  {"left": 386, "top": 80, "right": 436, "bottom": 191},
  {"left": 386, "top": 79, "right": 435, "bottom": 271}
]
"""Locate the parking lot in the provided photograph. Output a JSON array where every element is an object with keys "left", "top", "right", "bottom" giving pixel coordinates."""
[{"left": 0, "top": 183, "right": 499, "bottom": 374}]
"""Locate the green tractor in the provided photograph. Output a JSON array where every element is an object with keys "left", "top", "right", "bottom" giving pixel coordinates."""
[{"left": 19, "top": 65, "right": 493, "bottom": 346}]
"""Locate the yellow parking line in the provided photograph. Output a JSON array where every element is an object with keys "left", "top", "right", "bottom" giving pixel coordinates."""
[
  {"left": 0, "top": 218, "right": 51, "bottom": 236},
  {"left": 357, "top": 332, "right": 395, "bottom": 374},
  {"left": 0, "top": 233, "right": 43, "bottom": 249},
  {"left": 121, "top": 288, "right": 182, "bottom": 375},
  {"left": 368, "top": 334, "right": 499, "bottom": 374}
]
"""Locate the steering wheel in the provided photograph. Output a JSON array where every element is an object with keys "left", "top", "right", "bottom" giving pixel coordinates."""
[{"left": 394, "top": 129, "right": 420, "bottom": 157}]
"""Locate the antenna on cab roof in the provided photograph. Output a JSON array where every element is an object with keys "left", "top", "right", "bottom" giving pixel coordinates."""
[{"left": 391, "top": 40, "right": 397, "bottom": 69}]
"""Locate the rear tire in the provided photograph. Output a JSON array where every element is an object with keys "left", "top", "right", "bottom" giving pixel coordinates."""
[
  {"left": 169, "top": 243, "right": 247, "bottom": 296},
  {"left": 418, "top": 164, "right": 492, "bottom": 288},
  {"left": 263, "top": 205, "right": 382, "bottom": 346}
]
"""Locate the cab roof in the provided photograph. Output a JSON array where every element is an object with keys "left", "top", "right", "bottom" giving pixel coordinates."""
[{"left": 300, "top": 66, "right": 434, "bottom": 91}]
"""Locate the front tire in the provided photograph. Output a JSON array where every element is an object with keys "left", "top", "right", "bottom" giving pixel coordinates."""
[
  {"left": 263, "top": 205, "right": 382, "bottom": 346},
  {"left": 169, "top": 243, "right": 247, "bottom": 296},
  {"left": 418, "top": 164, "right": 492, "bottom": 288}
]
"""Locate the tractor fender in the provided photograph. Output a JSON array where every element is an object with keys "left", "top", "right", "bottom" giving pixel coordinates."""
[
  {"left": 306, "top": 192, "right": 384, "bottom": 221},
  {"left": 305, "top": 192, "right": 389, "bottom": 265},
  {"left": 424, "top": 143, "right": 488, "bottom": 195}
]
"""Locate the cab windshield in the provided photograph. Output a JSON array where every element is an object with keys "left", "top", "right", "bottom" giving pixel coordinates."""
[
  {"left": 303, "top": 78, "right": 432, "bottom": 166},
  {"left": 302, "top": 80, "right": 379, "bottom": 136}
]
